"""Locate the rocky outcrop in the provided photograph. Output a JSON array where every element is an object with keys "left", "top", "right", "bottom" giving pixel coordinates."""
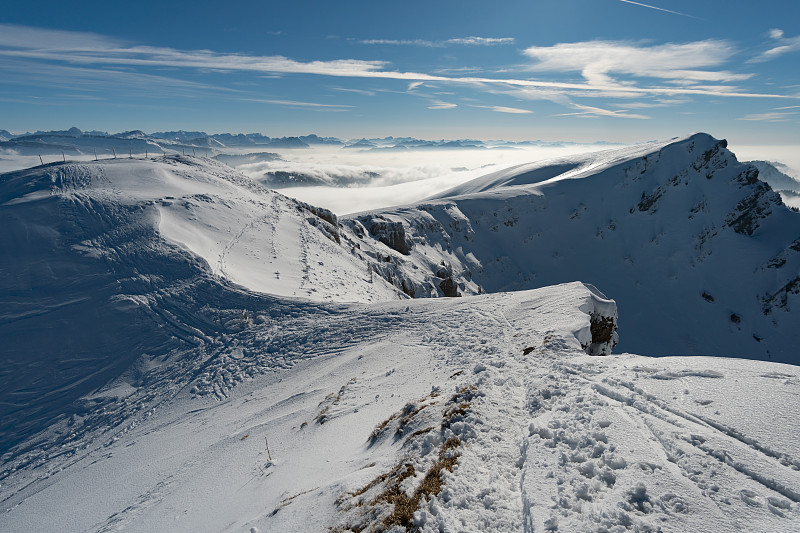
[
  {"left": 359, "top": 215, "right": 411, "bottom": 255},
  {"left": 299, "top": 202, "right": 340, "bottom": 243},
  {"left": 436, "top": 264, "right": 459, "bottom": 297},
  {"left": 725, "top": 177, "right": 781, "bottom": 236}
]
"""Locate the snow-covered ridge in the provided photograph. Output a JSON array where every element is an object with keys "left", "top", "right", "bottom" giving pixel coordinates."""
[{"left": 346, "top": 133, "right": 800, "bottom": 363}]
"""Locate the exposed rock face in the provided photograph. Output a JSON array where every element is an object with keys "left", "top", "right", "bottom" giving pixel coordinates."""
[
  {"left": 299, "top": 202, "right": 338, "bottom": 227},
  {"left": 359, "top": 215, "right": 411, "bottom": 255},
  {"left": 299, "top": 202, "right": 340, "bottom": 243},
  {"left": 589, "top": 314, "right": 617, "bottom": 352},
  {"left": 578, "top": 284, "right": 619, "bottom": 356},
  {"left": 436, "top": 264, "right": 460, "bottom": 297},
  {"left": 725, "top": 178, "right": 781, "bottom": 236},
  {"left": 439, "top": 277, "right": 459, "bottom": 297}
]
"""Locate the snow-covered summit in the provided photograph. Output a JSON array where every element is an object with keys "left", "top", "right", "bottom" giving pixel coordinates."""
[{"left": 346, "top": 133, "right": 800, "bottom": 363}]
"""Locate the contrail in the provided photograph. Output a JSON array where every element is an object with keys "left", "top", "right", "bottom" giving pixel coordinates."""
[{"left": 617, "top": 0, "right": 698, "bottom": 18}]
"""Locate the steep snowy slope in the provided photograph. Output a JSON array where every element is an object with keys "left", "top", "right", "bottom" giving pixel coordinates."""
[
  {"left": 2, "top": 283, "right": 798, "bottom": 532},
  {"left": 344, "top": 134, "right": 800, "bottom": 363},
  {"left": 0, "top": 155, "right": 410, "bottom": 457}
]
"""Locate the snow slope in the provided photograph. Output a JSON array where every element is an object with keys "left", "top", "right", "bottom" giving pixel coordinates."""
[
  {"left": 2, "top": 135, "right": 800, "bottom": 532},
  {"left": 1, "top": 283, "right": 798, "bottom": 532},
  {"left": 0, "top": 155, "right": 414, "bottom": 457},
  {"left": 345, "top": 133, "right": 800, "bottom": 363}
]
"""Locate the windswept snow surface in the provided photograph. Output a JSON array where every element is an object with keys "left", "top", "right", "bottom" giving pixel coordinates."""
[
  {"left": 1, "top": 284, "right": 798, "bottom": 532},
  {"left": 2, "top": 135, "right": 800, "bottom": 532},
  {"left": 0, "top": 155, "right": 408, "bottom": 458}
]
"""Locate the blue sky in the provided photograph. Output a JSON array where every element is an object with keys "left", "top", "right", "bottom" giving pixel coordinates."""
[{"left": 1, "top": 0, "right": 799, "bottom": 143}]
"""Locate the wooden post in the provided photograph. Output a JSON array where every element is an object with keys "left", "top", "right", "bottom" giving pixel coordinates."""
[
  {"left": 62, "top": 151, "right": 65, "bottom": 162},
  {"left": 112, "top": 148, "right": 117, "bottom": 159},
  {"left": 265, "top": 437, "right": 272, "bottom": 461},
  {"left": 192, "top": 148, "right": 196, "bottom": 157},
  {"left": 94, "top": 149, "right": 98, "bottom": 161},
  {"left": 129, "top": 146, "right": 132, "bottom": 158},
  {"left": 39, "top": 155, "right": 44, "bottom": 165}
]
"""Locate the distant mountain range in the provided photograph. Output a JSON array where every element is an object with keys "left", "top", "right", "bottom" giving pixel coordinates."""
[{"left": 0, "top": 127, "right": 589, "bottom": 156}]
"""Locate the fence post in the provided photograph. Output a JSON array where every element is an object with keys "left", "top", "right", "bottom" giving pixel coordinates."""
[
  {"left": 39, "top": 155, "right": 44, "bottom": 165},
  {"left": 113, "top": 148, "right": 117, "bottom": 159}
]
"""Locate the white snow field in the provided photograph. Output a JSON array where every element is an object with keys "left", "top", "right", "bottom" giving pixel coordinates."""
[{"left": 1, "top": 133, "right": 799, "bottom": 531}]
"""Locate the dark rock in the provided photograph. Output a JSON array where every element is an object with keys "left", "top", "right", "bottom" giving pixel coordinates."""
[
  {"left": 360, "top": 216, "right": 411, "bottom": 255},
  {"left": 439, "top": 276, "right": 459, "bottom": 297},
  {"left": 298, "top": 202, "right": 339, "bottom": 243},
  {"left": 638, "top": 187, "right": 664, "bottom": 212},
  {"left": 590, "top": 314, "right": 616, "bottom": 346},
  {"left": 726, "top": 182, "right": 778, "bottom": 235}
]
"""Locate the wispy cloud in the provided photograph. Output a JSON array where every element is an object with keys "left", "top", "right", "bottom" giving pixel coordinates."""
[
  {"left": 472, "top": 104, "right": 533, "bottom": 114},
  {"left": 0, "top": 24, "right": 795, "bottom": 114},
  {"left": 243, "top": 98, "right": 354, "bottom": 109},
  {"left": 750, "top": 29, "right": 800, "bottom": 62},
  {"left": 360, "top": 39, "right": 439, "bottom": 47},
  {"left": 737, "top": 103, "right": 800, "bottom": 122},
  {"left": 523, "top": 40, "right": 749, "bottom": 86},
  {"left": 0, "top": 24, "right": 121, "bottom": 50},
  {"left": 358, "top": 36, "right": 514, "bottom": 47},
  {"left": 738, "top": 111, "right": 798, "bottom": 122},
  {"left": 331, "top": 87, "right": 376, "bottom": 96},
  {"left": 555, "top": 103, "right": 650, "bottom": 119},
  {"left": 0, "top": 57, "right": 235, "bottom": 96},
  {"left": 428, "top": 101, "right": 457, "bottom": 109},
  {"left": 616, "top": 0, "right": 697, "bottom": 18},
  {"left": 610, "top": 98, "right": 689, "bottom": 109},
  {"left": 444, "top": 37, "right": 515, "bottom": 46},
  {"left": 432, "top": 66, "right": 487, "bottom": 75},
  {"left": 0, "top": 23, "right": 390, "bottom": 78}
]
